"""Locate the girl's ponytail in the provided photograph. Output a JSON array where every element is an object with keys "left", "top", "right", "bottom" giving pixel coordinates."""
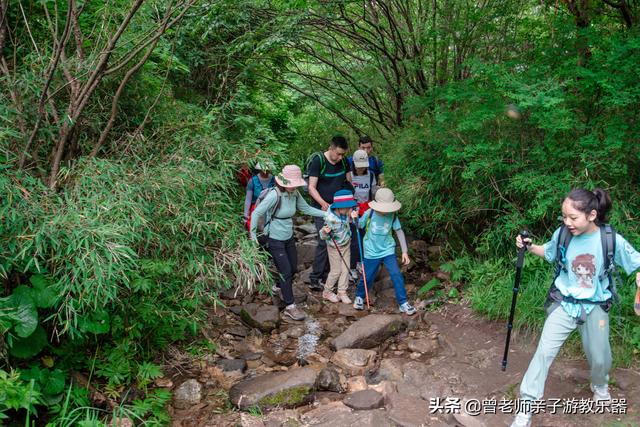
[
  {"left": 592, "top": 188, "right": 612, "bottom": 224},
  {"left": 566, "top": 187, "right": 612, "bottom": 224}
]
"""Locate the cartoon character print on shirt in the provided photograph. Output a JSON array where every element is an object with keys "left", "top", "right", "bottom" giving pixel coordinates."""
[{"left": 571, "top": 254, "right": 596, "bottom": 289}]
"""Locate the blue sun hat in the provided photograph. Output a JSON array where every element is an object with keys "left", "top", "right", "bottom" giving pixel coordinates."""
[{"left": 331, "top": 189, "right": 357, "bottom": 209}]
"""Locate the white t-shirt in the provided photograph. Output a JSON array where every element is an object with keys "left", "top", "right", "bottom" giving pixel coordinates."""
[{"left": 352, "top": 172, "right": 376, "bottom": 203}]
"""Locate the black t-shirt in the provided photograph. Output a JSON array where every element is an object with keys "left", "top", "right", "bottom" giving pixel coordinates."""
[{"left": 308, "top": 153, "right": 352, "bottom": 206}]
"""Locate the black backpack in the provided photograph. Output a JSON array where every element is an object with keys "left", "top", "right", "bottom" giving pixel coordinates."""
[{"left": 304, "top": 152, "right": 348, "bottom": 180}]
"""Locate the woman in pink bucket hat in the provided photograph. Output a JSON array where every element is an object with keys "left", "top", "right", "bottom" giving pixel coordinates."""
[{"left": 250, "top": 165, "right": 325, "bottom": 321}]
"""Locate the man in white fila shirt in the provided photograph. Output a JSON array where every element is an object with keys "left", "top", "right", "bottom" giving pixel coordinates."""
[{"left": 347, "top": 149, "right": 378, "bottom": 280}]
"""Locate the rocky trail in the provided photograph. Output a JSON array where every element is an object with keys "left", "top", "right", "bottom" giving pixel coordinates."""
[{"left": 162, "top": 221, "right": 640, "bottom": 427}]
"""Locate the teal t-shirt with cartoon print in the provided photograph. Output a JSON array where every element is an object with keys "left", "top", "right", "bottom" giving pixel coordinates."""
[
  {"left": 543, "top": 226, "right": 640, "bottom": 319},
  {"left": 358, "top": 209, "right": 401, "bottom": 259}
]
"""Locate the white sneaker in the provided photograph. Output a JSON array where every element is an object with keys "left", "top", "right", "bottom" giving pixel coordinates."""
[
  {"left": 337, "top": 292, "right": 352, "bottom": 304},
  {"left": 322, "top": 290, "right": 340, "bottom": 303},
  {"left": 591, "top": 383, "right": 611, "bottom": 402},
  {"left": 510, "top": 412, "right": 532, "bottom": 427},
  {"left": 353, "top": 296, "right": 364, "bottom": 310}
]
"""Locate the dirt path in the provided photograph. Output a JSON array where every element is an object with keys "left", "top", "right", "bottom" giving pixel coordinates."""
[{"left": 167, "top": 228, "right": 640, "bottom": 427}]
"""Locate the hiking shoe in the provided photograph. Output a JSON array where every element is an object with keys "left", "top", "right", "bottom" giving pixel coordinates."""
[
  {"left": 337, "top": 292, "right": 352, "bottom": 304},
  {"left": 322, "top": 290, "right": 340, "bottom": 303},
  {"left": 509, "top": 412, "right": 532, "bottom": 427},
  {"left": 399, "top": 302, "right": 417, "bottom": 315},
  {"left": 353, "top": 296, "right": 364, "bottom": 310},
  {"left": 283, "top": 304, "right": 306, "bottom": 321},
  {"left": 271, "top": 285, "right": 282, "bottom": 299},
  {"left": 349, "top": 269, "right": 359, "bottom": 281},
  {"left": 591, "top": 383, "right": 611, "bottom": 402},
  {"left": 309, "top": 279, "right": 324, "bottom": 291}
]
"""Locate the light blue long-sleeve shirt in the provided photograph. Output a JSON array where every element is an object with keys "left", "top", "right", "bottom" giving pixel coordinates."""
[{"left": 250, "top": 188, "right": 325, "bottom": 241}]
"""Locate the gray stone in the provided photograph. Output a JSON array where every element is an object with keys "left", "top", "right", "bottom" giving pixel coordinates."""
[
  {"left": 316, "top": 367, "right": 343, "bottom": 392},
  {"left": 173, "top": 379, "right": 202, "bottom": 409},
  {"left": 332, "top": 314, "right": 407, "bottom": 350},
  {"left": 263, "top": 409, "right": 300, "bottom": 427},
  {"left": 385, "top": 392, "right": 430, "bottom": 427},
  {"left": 453, "top": 412, "right": 488, "bottom": 427},
  {"left": 370, "top": 358, "right": 405, "bottom": 383},
  {"left": 407, "top": 337, "right": 440, "bottom": 357},
  {"left": 343, "top": 389, "right": 384, "bottom": 410},
  {"left": 229, "top": 367, "right": 318, "bottom": 410},
  {"left": 240, "top": 413, "right": 265, "bottom": 427},
  {"left": 296, "top": 241, "right": 318, "bottom": 267},
  {"left": 217, "top": 358, "right": 247, "bottom": 373},
  {"left": 239, "top": 303, "right": 280, "bottom": 332},
  {"left": 302, "top": 402, "right": 394, "bottom": 427},
  {"left": 226, "top": 325, "right": 250, "bottom": 337},
  {"left": 330, "top": 348, "right": 376, "bottom": 375}
]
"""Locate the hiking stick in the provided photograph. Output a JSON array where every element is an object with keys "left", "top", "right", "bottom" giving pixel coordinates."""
[
  {"left": 502, "top": 230, "right": 529, "bottom": 372},
  {"left": 355, "top": 224, "right": 370, "bottom": 309},
  {"left": 329, "top": 233, "right": 352, "bottom": 274}
]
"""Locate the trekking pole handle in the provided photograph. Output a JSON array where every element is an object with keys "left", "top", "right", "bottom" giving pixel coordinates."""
[{"left": 516, "top": 230, "right": 529, "bottom": 268}]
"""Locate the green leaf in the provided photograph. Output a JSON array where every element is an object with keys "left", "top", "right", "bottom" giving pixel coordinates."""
[
  {"left": 9, "top": 325, "right": 48, "bottom": 358},
  {"left": 418, "top": 278, "right": 441, "bottom": 296},
  {"left": 78, "top": 310, "right": 110, "bottom": 335},
  {"left": 9, "top": 286, "right": 38, "bottom": 338},
  {"left": 29, "top": 275, "right": 58, "bottom": 308}
]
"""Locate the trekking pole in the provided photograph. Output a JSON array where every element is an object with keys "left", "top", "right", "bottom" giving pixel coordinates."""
[
  {"left": 355, "top": 224, "right": 370, "bottom": 309},
  {"left": 329, "top": 233, "right": 352, "bottom": 274},
  {"left": 501, "top": 230, "right": 529, "bottom": 372}
]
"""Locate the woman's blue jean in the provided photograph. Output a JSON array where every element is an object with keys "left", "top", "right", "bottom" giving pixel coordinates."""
[{"left": 355, "top": 254, "right": 407, "bottom": 305}]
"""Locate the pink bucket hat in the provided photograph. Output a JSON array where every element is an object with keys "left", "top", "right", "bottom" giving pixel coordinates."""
[{"left": 275, "top": 165, "right": 306, "bottom": 188}]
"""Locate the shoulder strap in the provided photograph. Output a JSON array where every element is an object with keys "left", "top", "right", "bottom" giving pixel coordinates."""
[
  {"left": 318, "top": 152, "right": 326, "bottom": 176},
  {"left": 368, "top": 172, "right": 374, "bottom": 200},
  {"left": 555, "top": 225, "right": 572, "bottom": 274},
  {"left": 252, "top": 175, "right": 262, "bottom": 193},
  {"left": 599, "top": 223, "right": 619, "bottom": 302}
]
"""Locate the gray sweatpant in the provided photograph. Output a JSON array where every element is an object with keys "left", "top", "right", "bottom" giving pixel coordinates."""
[{"left": 520, "top": 304, "right": 611, "bottom": 401}]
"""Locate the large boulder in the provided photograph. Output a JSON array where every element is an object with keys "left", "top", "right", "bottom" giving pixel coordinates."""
[
  {"left": 332, "top": 314, "right": 407, "bottom": 350},
  {"left": 238, "top": 303, "right": 280, "bottom": 332},
  {"left": 229, "top": 367, "right": 318, "bottom": 410}
]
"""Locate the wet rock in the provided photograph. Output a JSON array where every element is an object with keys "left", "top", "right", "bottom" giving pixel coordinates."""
[
  {"left": 173, "top": 379, "right": 202, "bottom": 409},
  {"left": 216, "top": 358, "right": 247, "bottom": 374},
  {"left": 229, "top": 367, "right": 317, "bottom": 410},
  {"left": 385, "top": 392, "right": 429, "bottom": 427},
  {"left": 316, "top": 367, "right": 343, "bottom": 392},
  {"left": 282, "top": 325, "right": 306, "bottom": 339},
  {"left": 332, "top": 314, "right": 407, "bottom": 350},
  {"left": 330, "top": 348, "right": 376, "bottom": 376},
  {"left": 407, "top": 336, "right": 440, "bottom": 357},
  {"left": 337, "top": 304, "right": 366, "bottom": 318},
  {"left": 343, "top": 389, "right": 384, "bottom": 410},
  {"left": 239, "top": 303, "right": 280, "bottom": 333},
  {"left": 347, "top": 376, "right": 368, "bottom": 393}
]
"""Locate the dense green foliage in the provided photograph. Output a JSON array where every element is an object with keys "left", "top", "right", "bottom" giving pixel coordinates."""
[{"left": 2, "top": 0, "right": 640, "bottom": 424}]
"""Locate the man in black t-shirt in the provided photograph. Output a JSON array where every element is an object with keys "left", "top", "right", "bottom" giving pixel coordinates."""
[{"left": 307, "top": 135, "right": 352, "bottom": 290}]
